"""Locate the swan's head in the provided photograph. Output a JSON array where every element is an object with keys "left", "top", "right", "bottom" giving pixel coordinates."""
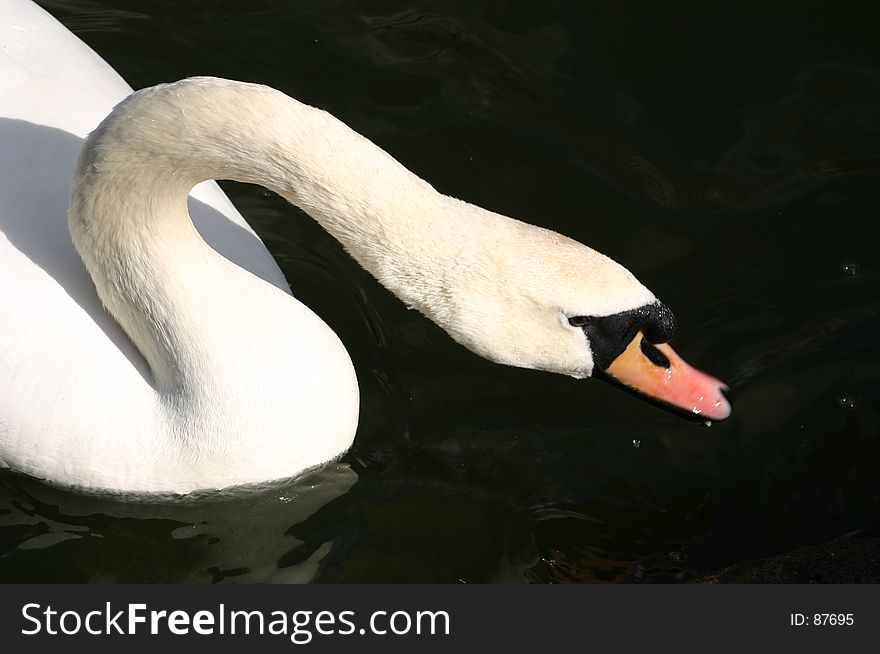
[{"left": 438, "top": 219, "right": 731, "bottom": 421}]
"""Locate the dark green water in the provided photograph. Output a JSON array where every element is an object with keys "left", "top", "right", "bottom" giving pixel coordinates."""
[{"left": 2, "top": 0, "right": 879, "bottom": 582}]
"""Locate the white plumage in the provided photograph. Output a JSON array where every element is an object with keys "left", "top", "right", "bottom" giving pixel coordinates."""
[{"left": 0, "top": 0, "right": 676, "bottom": 495}]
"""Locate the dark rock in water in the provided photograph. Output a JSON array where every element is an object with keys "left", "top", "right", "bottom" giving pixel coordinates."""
[{"left": 694, "top": 536, "right": 880, "bottom": 583}]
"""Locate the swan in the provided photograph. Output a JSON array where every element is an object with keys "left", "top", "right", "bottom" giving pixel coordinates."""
[{"left": 0, "top": 0, "right": 730, "bottom": 495}]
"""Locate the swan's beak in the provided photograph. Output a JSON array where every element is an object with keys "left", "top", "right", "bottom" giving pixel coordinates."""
[{"left": 603, "top": 332, "right": 732, "bottom": 421}]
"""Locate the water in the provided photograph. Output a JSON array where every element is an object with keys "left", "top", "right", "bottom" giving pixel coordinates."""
[{"left": 2, "top": 0, "right": 879, "bottom": 582}]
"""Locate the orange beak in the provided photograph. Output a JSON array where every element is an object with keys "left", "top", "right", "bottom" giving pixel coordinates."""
[{"left": 604, "top": 332, "right": 732, "bottom": 421}]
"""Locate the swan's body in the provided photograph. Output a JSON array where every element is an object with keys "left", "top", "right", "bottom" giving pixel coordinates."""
[
  {"left": 0, "top": 0, "right": 729, "bottom": 495},
  {"left": 1, "top": 0, "right": 347, "bottom": 491}
]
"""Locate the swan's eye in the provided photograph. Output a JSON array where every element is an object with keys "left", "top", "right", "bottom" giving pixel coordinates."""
[{"left": 566, "top": 302, "right": 677, "bottom": 371}]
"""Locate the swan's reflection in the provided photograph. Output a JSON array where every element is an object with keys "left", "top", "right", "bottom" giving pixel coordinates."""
[{"left": 0, "top": 464, "right": 357, "bottom": 583}]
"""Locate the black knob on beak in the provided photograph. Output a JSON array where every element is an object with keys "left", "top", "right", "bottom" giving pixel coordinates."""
[{"left": 642, "top": 302, "right": 676, "bottom": 344}]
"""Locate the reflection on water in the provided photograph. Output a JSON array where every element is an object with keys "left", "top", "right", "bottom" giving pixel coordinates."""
[
  {"left": 3, "top": 0, "right": 877, "bottom": 582},
  {"left": 0, "top": 465, "right": 357, "bottom": 583},
  {"left": 706, "top": 65, "right": 880, "bottom": 209}
]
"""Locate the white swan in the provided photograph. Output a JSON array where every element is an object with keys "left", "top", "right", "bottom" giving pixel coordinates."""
[{"left": 0, "top": 0, "right": 730, "bottom": 495}]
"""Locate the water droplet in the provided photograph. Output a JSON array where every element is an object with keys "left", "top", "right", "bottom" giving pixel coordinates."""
[
  {"left": 632, "top": 439, "right": 641, "bottom": 448},
  {"left": 837, "top": 394, "right": 859, "bottom": 410},
  {"left": 840, "top": 261, "right": 860, "bottom": 276}
]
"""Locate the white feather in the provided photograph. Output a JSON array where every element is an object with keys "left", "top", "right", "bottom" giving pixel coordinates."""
[{"left": 0, "top": 0, "right": 653, "bottom": 494}]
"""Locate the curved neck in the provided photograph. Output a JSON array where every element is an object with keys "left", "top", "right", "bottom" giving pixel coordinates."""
[{"left": 69, "top": 78, "right": 465, "bottom": 393}]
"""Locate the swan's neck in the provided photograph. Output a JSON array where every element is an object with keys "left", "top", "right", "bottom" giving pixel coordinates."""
[{"left": 69, "top": 78, "right": 464, "bottom": 403}]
